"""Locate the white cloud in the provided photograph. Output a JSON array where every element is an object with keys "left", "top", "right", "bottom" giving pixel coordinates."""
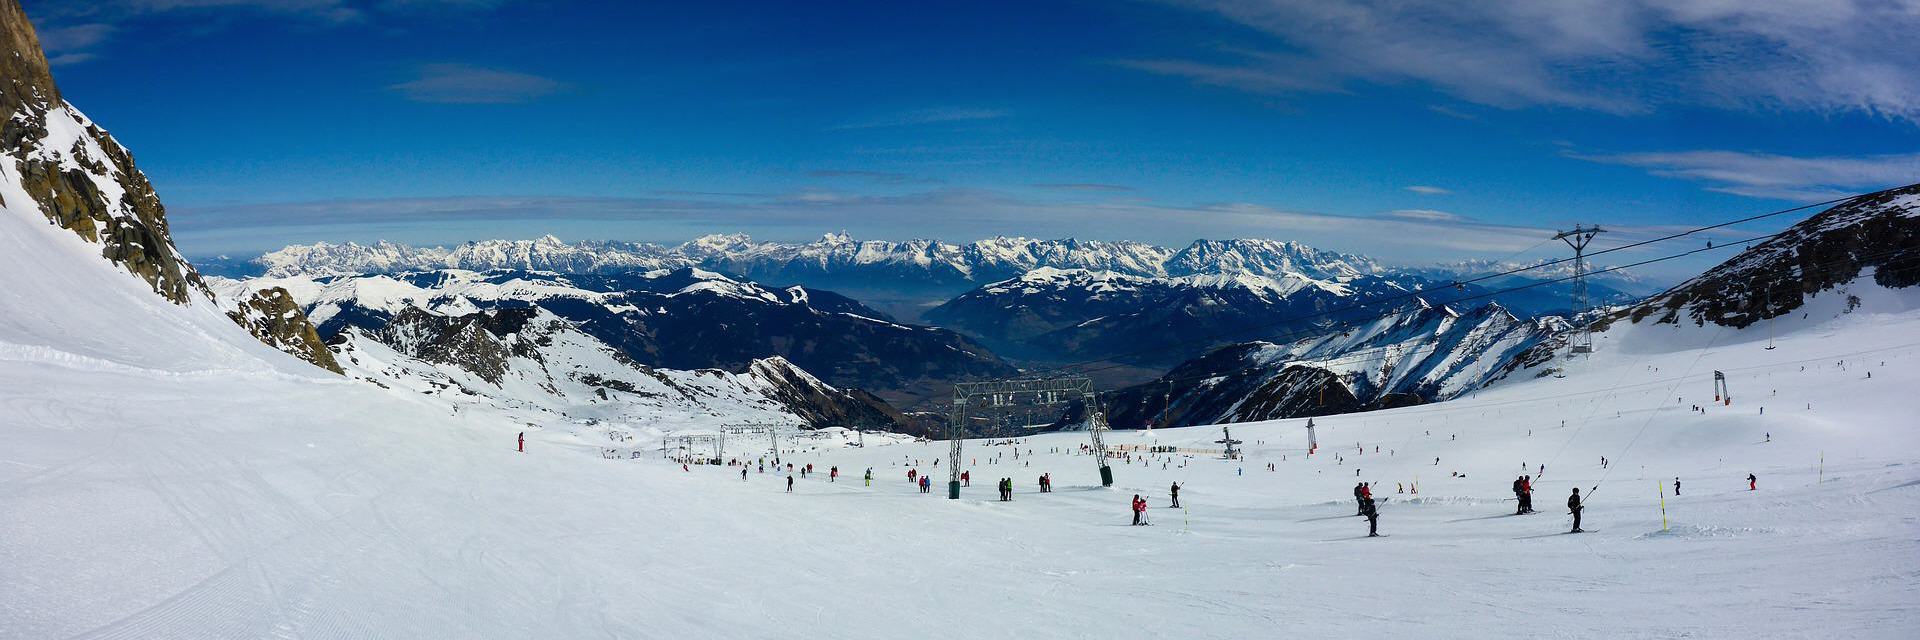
[
  {"left": 1572, "top": 150, "right": 1920, "bottom": 202},
  {"left": 389, "top": 64, "right": 564, "bottom": 104},
  {"left": 1405, "top": 185, "right": 1451, "bottom": 196},
  {"left": 1136, "top": 0, "right": 1920, "bottom": 121},
  {"left": 1382, "top": 209, "right": 1466, "bottom": 222}
]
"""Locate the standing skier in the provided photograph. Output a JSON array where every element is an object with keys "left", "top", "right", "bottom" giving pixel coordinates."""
[
  {"left": 1362, "top": 496, "right": 1379, "bottom": 537},
  {"left": 1520, "top": 475, "right": 1534, "bottom": 513},
  {"left": 1354, "top": 482, "right": 1366, "bottom": 515},
  {"left": 961, "top": 470, "right": 970, "bottom": 487},
  {"left": 1748, "top": 473, "right": 1757, "bottom": 491},
  {"left": 1568, "top": 488, "right": 1585, "bottom": 533},
  {"left": 786, "top": 474, "right": 794, "bottom": 493},
  {"left": 1673, "top": 477, "right": 1681, "bottom": 496},
  {"left": 1170, "top": 482, "right": 1181, "bottom": 509},
  {"left": 741, "top": 467, "right": 748, "bottom": 481},
  {"left": 517, "top": 431, "right": 525, "bottom": 453},
  {"left": 1131, "top": 494, "right": 1148, "bottom": 525},
  {"left": 1513, "top": 476, "right": 1526, "bottom": 514}
]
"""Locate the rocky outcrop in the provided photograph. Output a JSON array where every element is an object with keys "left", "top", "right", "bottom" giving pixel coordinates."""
[
  {"left": 1, "top": 0, "right": 204, "bottom": 305},
  {"left": 226, "top": 287, "right": 344, "bottom": 374},
  {"left": 1626, "top": 185, "right": 1920, "bottom": 328}
]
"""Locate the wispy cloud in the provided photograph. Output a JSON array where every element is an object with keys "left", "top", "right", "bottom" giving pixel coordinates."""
[
  {"left": 1134, "top": 0, "right": 1920, "bottom": 122},
  {"left": 389, "top": 64, "right": 564, "bottom": 104},
  {"left": 806, "top": 170, "right": 939, "bottom": 185},
  {"left": 828, "top": 107, "right": 1008, "bottom": 131},
  {"left": 1570, "top": 150, "right": 1920, "bottom": 201},
  {"left": 1029, "top": 183, "right": 1135, "bottom": 192},
  {"left": 1381, "top": 208, "right": 1466, "bottom": 222},
  {"left": 26, "top": 0, "right": 510, "bottom": 64},
  {"left": 1404, "top": 185, "right": 1451, "bottom": 196}
]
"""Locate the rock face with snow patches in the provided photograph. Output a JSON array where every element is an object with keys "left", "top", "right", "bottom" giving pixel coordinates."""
[
  {"left": 1, "top": 0, "right": 201, "bottom": 304},
  {"left": 0, "top": 2, "right": 336, "bottom": 373},
  {"left": 1104, "top": 301, "right": 1566, "bottom": 428},
  {"left": 1625, "top": 185, "right": 1920, "bottom": 329},
  {"left": 221, "top": 267, "right": 1016, "bottom": 405}
]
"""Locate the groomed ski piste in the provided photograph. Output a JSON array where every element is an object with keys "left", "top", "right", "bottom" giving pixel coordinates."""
[{"left": 4, "top": 181, "right": 1918, "bottom": 639}]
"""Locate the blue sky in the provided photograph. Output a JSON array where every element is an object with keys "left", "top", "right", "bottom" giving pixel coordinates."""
[{"left": 26, "top": 0, "right": 1920, "bottom": 276}]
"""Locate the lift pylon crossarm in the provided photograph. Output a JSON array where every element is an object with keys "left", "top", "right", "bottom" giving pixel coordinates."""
[{"left": 946, "top": 376, "right": 1113, "bottom": 499}]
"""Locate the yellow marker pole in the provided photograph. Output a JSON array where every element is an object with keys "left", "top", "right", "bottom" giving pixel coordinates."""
[{"left": 1657, "top": 481, "right": 1669, "bottom": 531}]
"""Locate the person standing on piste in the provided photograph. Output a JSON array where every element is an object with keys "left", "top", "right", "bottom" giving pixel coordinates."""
[
  {"left": 1361, "top": 496, "right": 1380, "bottom": 537},
  {"left": 1170, "top": 482, "right": 1181, "bottom": 509},
  {"left": 1568, "top": 488, "right": 1585, "bottom": 533}
]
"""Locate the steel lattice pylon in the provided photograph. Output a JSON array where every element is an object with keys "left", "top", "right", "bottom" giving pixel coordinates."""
[
  {"left": 1555, "top": 224, "right": 1608, "bottom": 355},
  {"left": 946, "top": 376, "right": 1113, "bottom": 499}
]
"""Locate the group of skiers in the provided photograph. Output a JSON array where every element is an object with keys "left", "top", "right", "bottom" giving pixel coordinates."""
[
  {"left": 997, "top": 477, "right": 1016, "bottom": 501},
  {"left": 1512, "top": 475, "right": 1536, "bottom": 514}
]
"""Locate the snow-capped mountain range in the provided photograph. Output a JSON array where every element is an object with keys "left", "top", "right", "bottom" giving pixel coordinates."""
[
  {"left": 924, "top": 266, "right": 1421, "bottom": 366},
  {"left": 215, "top": 267, "right": 1016, "bottom": 408}
]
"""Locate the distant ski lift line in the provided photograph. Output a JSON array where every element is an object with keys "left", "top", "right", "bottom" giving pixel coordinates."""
[{"left": 1035, "top": 184, "right": 1911, "bottom": 378}]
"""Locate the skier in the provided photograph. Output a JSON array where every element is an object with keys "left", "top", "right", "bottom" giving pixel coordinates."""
[
  {"left": 1567, "top": 488, "right": 1585, "bottom": 533},
  {"left": 517, "top": 431, "right": 525, "bottom": 453},
  {"left": 1131, "top": 494, "right": 1147, "bottom": 526},
  {"left": 741, "top": 467, "right": 748, "bottom": 481},
  {"left": 1362, "top": 496, "right": 1379, "bottom": 537},
  {"left": 786, "top": 474, "right": 794, "bottom": 493},
  {"left": 1673, "top": 477, "right": 1680, "bottom": 496},
  {"left": 961, "top": 470, "right": 970, "bottom": 487},
  {"left": 1354, "top": 482, "right": 1367, "bottom": 515},
  {"left": 1748, "top": 473, "right": 1757, "bottom": 491},
  {"left": 1520, "top": 475, "right": 1534, "bottom": 513},
  {"left": 1513, "top": 476, "right": 1526, "bottom": 514},
  {"left": 1170, "top": 482, "right": 1181, "bottom": 509}
]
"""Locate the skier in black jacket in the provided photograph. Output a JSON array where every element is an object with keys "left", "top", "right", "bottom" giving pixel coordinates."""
[
  {"left": 1170, "top": 482, "right": 1181, "bottom": 509},
  {"left": 1568, "top": 488, "right": 1584, "bottom": 533},
  {"left": 1354, "top": 482, "right": 1366, "bottom": 515},
  {"left": 1362, "top": 497, "right": 1380, "bottom": 537},
  {"left": 1513, "top": 476, "right": 1526, "bottom": 514}
]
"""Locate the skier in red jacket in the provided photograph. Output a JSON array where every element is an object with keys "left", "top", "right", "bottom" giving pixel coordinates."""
[
  {"left": 517, "top": 431, "right": 525, "bottom": 453},
  {"left": 1131, "top": 495, "right": 1148, "bottom": 525}
]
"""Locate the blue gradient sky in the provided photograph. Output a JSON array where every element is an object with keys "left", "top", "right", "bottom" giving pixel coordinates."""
[{"left": 25, "top": 0, "right": 1920, "bottom": 275}]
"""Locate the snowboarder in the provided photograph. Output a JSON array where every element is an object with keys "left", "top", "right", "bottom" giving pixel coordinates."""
[
  {"left": 1131, "top": 494, "right": 1148, "bottom": 525},
  {"left": 1748, "top": 473, "right": 1757, "bottom": 491},
  {"left": 1568, "top": 488, "right": 1585, "bottom": 533},
  {"left": 517, "top": 431, "right": 525, "bottom": 453},
  {"left": 1170, "top": 482, "right": 1181, "bottom": 509},
  {"left": 1362, "top": 496, "right": 1379, "bottom": 537}
]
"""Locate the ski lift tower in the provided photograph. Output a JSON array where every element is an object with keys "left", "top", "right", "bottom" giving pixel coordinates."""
[
  {"left": 947, "top": 376, "right": 1114, "bottom": 499},
  {"left": 1555, "top": 224, "right": 1608, "bottom": 355},
  {"left": 1216, "top": 426, "right": 1243, "bottom": 460}
]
